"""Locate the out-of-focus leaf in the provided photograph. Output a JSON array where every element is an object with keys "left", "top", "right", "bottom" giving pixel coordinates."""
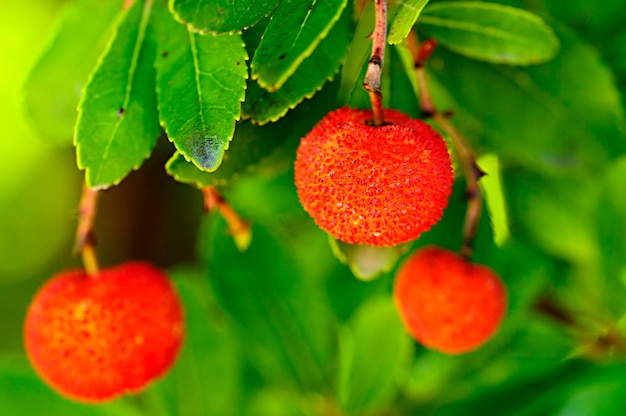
[
  {"left": 23, "top": 0, "right": 122, "bottom": 144},
  {"left": 0, "top": 150, "right": 78, "bottom": 283},
  {"left": 203, "top": 216, "right": 334, "bottom": 389},
  {"left": 503, "top": 169, "right": 599, "bottom": 264},
  {"left": 0, "top": 355, "right": 142, "bottom": 416},
  {"left": 329, "top": 237, "right": 410, "bottom": 281},
  {"left": 420, "top": 2, "right": 559, "bottom": 65},
  {"left": 595, "top": 157, "right": 626, "bottom": 314},
  {"left": 75, "top": 0, "right": 160, "bottom": 189},
  {"left": 388, "top": 0, "right": 430, "bottom": 44},
  {"left": 154, "top": 3, "right": 247, "bottom": 171},
  {"left": 146, "top": 269, "right": 241, "bottom": 416},
  {"left": 251, "top": 0, "right": 348, "bottom": 91},
  {"left": 242, "top": 5, "right": 350, "bottom": 124},
  {"left": 338, "top": 297, "right": 413, "bottom": 413},
  {"left": 169, "top": 0, "right": 279, "bottom": 34},
  {"left": 425, "top": 26, "right": 626, "bottom": 171}
]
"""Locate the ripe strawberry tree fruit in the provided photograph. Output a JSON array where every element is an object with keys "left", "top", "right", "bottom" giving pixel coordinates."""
[
  {"left": 393, "top": 246, "right": 506, "bottom": 354},
  {"left": 294, "top": 107, "right": 454, "bottom": 247},
  {"left": 23, "top": 262, "right": 184, "bottom": 402}
]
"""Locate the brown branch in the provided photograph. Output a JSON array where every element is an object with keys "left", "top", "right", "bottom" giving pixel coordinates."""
[
  {"left": 363, "top": 0, "right": 387, "bottom": 126},
  {"left": 406, "top": 32, "right": 485, "bottom": 259},
  {"left": 74, "top": 180, "right": 100, "bottom": 275},
  {"left": 203, "top": 187, "right": 252, "bottom": 251}
]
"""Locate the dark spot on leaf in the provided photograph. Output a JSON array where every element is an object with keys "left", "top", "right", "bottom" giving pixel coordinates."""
[
  {"left": 236, "top": 61, "right": 241, "bottom": 65},
  {"left": 186, "top": 133, "right": 224, "bottom": 170},
  {"left": 162, "top": 51, "right": 169, "bottom": 58},
  {"left": 279, "top": 53, "right": 286, "bottom": 60},
  {"left": 117, "top": 108, "right": 125, "bottom": 117}
]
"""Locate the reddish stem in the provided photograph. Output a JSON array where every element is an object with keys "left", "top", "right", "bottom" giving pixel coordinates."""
[
  {"left": 203, "top": 187, "right": 252, "bottom": 251},
  {"left": 363, "top": 0, "right": 387, "bottom": 126},
  {"left": 406, "top": 32, "right": 485, "bottom": 259},
  {"left": 74, "top": 180, "right": 100, "bottom": 275}
]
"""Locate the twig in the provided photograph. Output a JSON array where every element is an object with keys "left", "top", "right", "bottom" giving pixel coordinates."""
[
  {"left": 406, "top": 32, "right": 485, "bottom": 259},
  {"left": 202, "top": 187, "right": 252, "bottom": 251},
  {"left": 363, "top": 0, "right": 387, "bottom": 126},
  {"left": 74, "top": 180, "right": 100, "bottom": 275}
]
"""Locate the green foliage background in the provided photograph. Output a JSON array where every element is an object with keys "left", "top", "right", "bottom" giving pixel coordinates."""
[{"left": 3, "top": 0, "right": 626, "bottom": 414}]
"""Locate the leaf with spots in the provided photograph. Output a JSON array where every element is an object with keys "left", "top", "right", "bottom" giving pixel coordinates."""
[
  {"left": 242, "top": 3, "right": 351, "bottom": 124},
  {"left": 75, "top": 0, "right": 160, "bottom": 189},
  {"left": 154, "top": 4, "right": 248, "bottom": 172},
  {"left": 169, "top": 0, "right": 279, "bottom": 34},
  {"left": 166, "top": 79, "right": 341, "bottom": 187},
  {"left": 251, "top": 0, "right": 348, "bottom": 91}
]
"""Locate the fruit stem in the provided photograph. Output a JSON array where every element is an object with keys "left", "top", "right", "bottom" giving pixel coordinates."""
[
  {"left": 74, "top": 180, "right": 100, "bottom": 276},
  {"left": 363, "top": 0, "right": 387, "bottom": 126},
  {"left": 202, "top": 187, "right": 252, "bottom": 251},
  {"left": 406, "top": 32, "right": 485, "bottom": 259}
]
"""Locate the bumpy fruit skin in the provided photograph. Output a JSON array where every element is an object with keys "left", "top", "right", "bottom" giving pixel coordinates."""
[
  {"left": 295, "top": 107, "right": 453, "bottom": 247},
  {"left": 393, "top": 246, "right": 506, "bottom": 354},
  {"left": 24, "top": 262, "right": 184, "bottom": 402}
]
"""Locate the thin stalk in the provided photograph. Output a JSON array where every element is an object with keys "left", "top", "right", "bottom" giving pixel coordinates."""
[{"left": 363, "top": 0, "right": 387, "bottom": 126}]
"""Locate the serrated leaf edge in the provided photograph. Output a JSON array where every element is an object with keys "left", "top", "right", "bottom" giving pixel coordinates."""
[
  {"left": 250, "top": 0, "right": 348, "bottom": 91},
  {"left": 74, "top": 0, "right": 156, "bottom": 189}
]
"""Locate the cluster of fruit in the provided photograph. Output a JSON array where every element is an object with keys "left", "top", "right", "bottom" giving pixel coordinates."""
[
  {"left": 295, "top": 107, "right": 507, "bottom": 354},
  {"left": 23, "top": 106, "right": 505, "bottom": 402}
]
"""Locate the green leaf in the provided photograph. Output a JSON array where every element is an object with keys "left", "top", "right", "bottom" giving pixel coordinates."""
[
  {"left": 0, "top": 355, "right": 142, "bottom": 416},
  {"left": 419, "top": 1, "right": 559, "bottom": 65},
  {"left": 154, "top": 4, "right": 247, "bottom": 172},
  {"left": 146, "top": 269, "right": 241, "bottom": 416},
  {"left": 75, "top": 0, "right": 160, "bottom": 189},
  {"left": 242, "top": 4, "right": 351, "bottom": 124},
  {"left": 338, "top": 297, "right": 413, "bottom": 413},
  {"left": 424, "top": 26, "right": 626, "bottom": 171},
  {"left": 477, "top": 154, "right": 510, "bottom": 246},
  {"left": 204, "top": 217, "right": 334, "bottom": 389},
  {"left": 388, "top": 0, "right": 430, "bottom": 45},
  {"left": 169, "top": 0, "right": 279, "bottom": 34},
  {"left": 251, "top": 0, "right": 348, "bottom": 91},
  {"left": 23, "top": 0, "right": 122, "bottom": 144},
  {"left": 502, "top": 169, "right": 599, "bottom": 264},
  {"left": 329, "top": 237, "right": 410, "bottom": 281},
  {"left": 166, "top": 79, "right": 341, "bottom": 187}
]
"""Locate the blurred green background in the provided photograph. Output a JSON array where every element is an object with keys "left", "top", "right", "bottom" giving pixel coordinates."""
[{"left": 4, "top": 0, "right": 626, "bottom": 415}]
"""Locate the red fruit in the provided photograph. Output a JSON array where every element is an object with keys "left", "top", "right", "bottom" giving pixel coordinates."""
[
  {"left": 295, "top": 107, "right": 453, "bottom": 247},
  {"left": 393, "top": 246, "right": 506, "bottom": 354},
  {"left": 24, "top": 262, "right": 184, "bottom": 402}
]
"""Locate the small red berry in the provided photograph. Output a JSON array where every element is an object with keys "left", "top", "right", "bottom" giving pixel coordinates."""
[
  {"left": 24, "top": 262, "right": 184, "bottom": 402},
  {"left": 295, "top": 107, "right": 453, "bottom": 247},
  {"left": 393, "top": 246, "right": 506, "bottom": 354}
]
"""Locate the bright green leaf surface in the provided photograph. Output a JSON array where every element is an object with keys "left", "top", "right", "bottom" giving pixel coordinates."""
[
  {"left": 420, "top": 2, "right": 559, "bottom": 65},
  {"left": 154, "top": 4, "right": 247, "bottom": 172},
  {"left": 169, "top": 0, "right": 279, "bottom": 34},
  {"left": 75, "top": 0, "right": 160, "bottom": 189},
  {"left": 338, "top": 297, "right": 413, "bottom": 413},
  {"left": 23, "top": 0, "right": 122, "bottom": 144},
  {"left": 477, "top": 154, "right": 510, "bottom": 246},
  {"left": 388, "top": 0, "right": 430, "bottom": 44},
  {"left": 242, "top": 5, "right": 350, "bottom": 124},
  {"left": 251, "top": 0, "right": 348, "bottom": 91}
]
